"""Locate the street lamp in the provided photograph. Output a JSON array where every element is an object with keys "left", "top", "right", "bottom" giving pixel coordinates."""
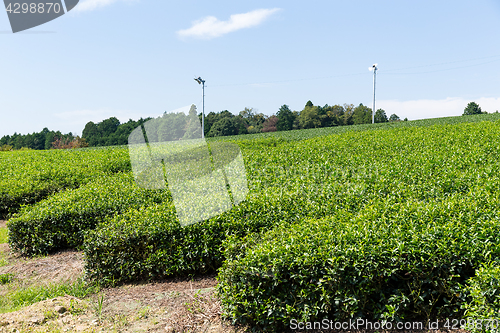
[
  {"left": 194, "top": 77, "right": 205, "bottom": 138},
  {"left": 369, "top": 64, "right": 378, "bottom": 124}
]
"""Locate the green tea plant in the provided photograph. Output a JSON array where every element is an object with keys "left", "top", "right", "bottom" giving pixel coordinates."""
[
  {"left": 8, "top": 172, "right": 171, "bottom": 255},
  {"left": 5, "top": 113, "right": 500, "bottom": 330},
  {"left": 215, "top": 120, "right": 500, "bottom": 330},
  {"left": 0, "top": 273, "right": 14, "bottom": 285},
  {"left": 0, "top": 146, "right": 130, "bottom": 218},
  {"left": 462, "top": 261, "right": 500, "bottom": 333}
]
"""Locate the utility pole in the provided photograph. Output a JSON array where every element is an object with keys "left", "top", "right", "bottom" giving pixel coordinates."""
[
  {"left": 369, "top": 64, "right": 378, "bottom": 124},
  {"left": 194, "top": 77, "right": 206, "bottom": 138}
]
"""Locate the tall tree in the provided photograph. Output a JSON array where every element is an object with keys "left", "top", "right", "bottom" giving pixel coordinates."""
[
  {"left": 82, "top": 121, "right": 100, "bottom": 146},
  {"left": 342, "top": 104, "right": 355, "bottom": 126},
  {"left": 207, "top": 118, "right": 239, "bottom": 137},
  {"left": 157, "top": 112, "right": 187, "bottom": 141},
  {"left": 389, "top": 114, "right": 401, "bottom": 122},
  {"left": 374, "top": 109, "right": 389, "bottom": 123},
  {"left": 183, "top": 104, "right": 202, "bottom": 139},
  {"left": 352, "top": 104, "right": 372, "bottom": 125},
  {"left": 463, "top": 102, "right": 482, "bottom": 115},
  {"left": 276, "top": 104, "right": 295, "bottom": 131},
  {"left": 98, "top": 117, "right": 120, "bottom": 138},
  {"left": 318, "top": 104, "right": 336, "bottom": 127},
  {"left": 262, "top": 115, "right": 278, "bottom": 132},
  {"left": 298, "top": 104, "right": 321, "bottom": 129},
  {"left": 239, "top": 107, "right": 265, "bottom": 133}
]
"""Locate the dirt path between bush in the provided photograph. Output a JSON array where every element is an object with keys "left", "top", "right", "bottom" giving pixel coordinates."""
[
  {"left": 0, "top": 220, "right": 471, "bottom": 333},
  {"left": 0, "top": 219, "right": 244, "bottom": 332}
]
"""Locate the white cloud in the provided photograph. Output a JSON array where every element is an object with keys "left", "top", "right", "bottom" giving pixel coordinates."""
[
  {"left": 74, "top": 0, "right": 134, "bottom": 12},
  {"left": 177, "top": 8, "right": 281, "bottom": 39},
  {"left": 377, "top": 97, "right": 500, "bottom": 120}
]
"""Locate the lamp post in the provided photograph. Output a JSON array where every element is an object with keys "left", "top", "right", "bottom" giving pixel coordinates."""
[
  {"left": 194, "top": 77, "right": 205, "bottom": 138},
  {"left": 369, "top": 64, "right": 378, "bottom": 124}
]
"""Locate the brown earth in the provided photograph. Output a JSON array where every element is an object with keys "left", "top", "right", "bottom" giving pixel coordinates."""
[
  {"left": 0, "top": 220, "right": 247, "bottom": 333},
  {"left": 0, "top": 220, "right": 472, "bottom": 333}
]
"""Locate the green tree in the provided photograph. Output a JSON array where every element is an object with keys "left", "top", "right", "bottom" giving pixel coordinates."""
[
  {"left": 44, "top": 131, "right": 56, "bottom": 150},
  {"left": 352, "top": 104, "right": 372, "bottom": 125},
  {"left": 82, "top": 121, "right": 100, "bottom": 146},
  {"left": 374, "top": 109, "right": 389, "bottom": 123},
  {"left": 0, "top": 135, "right": 9, "bottom": 146},
  {"left": 333, "top": 105, "right": 346, "bottom": 126},
  {"left": 297, "top": 104, "right": 321, "bottom": 129},
  {"left": 98, "top": 117, "right": 120, "bottom": 138},
  {"left": 239, "top": 107, "right": 265, "bottom": 132},
  {"left": 200, "top": 110, "right": 235, "bottom": 136},
  {"left": 157, "top": 113, "right": 187, "bottom": 141},
  {"left": 31, "top": 128, "right": 48, "bottom": 150},
  {"left": 276, "top": 104, "right": 295, "bottom": 131},
  {"left": 202, "top": 112, "right": 219, "bottom": 136},
  {"left": 342, "top": 104, "right": 355, "bottom": 126},
  {"left": 463, "top": 102, "right": 482, "bottom": 115},
  {"left": 239, "top": 107, "right": 255, "bottom": 120},
  {"left": 317, "top": 104, "right": 336, "bottom": 127},
  {"left": 183, "top": 104, "right": 202, "bottom": 139},
  {"left": 389, "top": 114, "right": 400, "bottom": 122},
  {"left": 233, "top": 116, "right": 249, "bottom": 135},
  {"left": 207, "top": 118, "right": 239, "bottom": 137}
]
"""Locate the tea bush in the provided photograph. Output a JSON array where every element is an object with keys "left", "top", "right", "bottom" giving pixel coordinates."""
[
  {"left": 83, "top": 187, "right": 339, "bottom": 285},
  {"left": 0, "top": 147, "right": 130, "bottom": 218},
  {"left": 218, "top": 191, "right": 500, "bottom": 331},
  {"left": 8, "top": 172, "right": 170, "bottom": 255},
  {"left": 83, "top": 120, "right": 500, "bottom": 290},
  {"left": 214, "top": 121, "right": 500, "bottom": 330},
  {"left": 462, "top": 261, "right": 500, "bottom": 333},
  {"left": 5, "top": 114, "right": 500, "bottom": 331}
]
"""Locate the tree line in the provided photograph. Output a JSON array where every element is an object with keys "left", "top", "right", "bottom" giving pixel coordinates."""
[
  {"left": 195, "top": 101, "right": 402, "bottom": 137},
  {"left": 0, "top": 101, "right": 402, "bottom": 150},
  {"left": 84, "top": 102, "right": 402, "bottom": 143},
  {"left": 0, "top": 128, "right": 87, "bottom": 151},
  {"left": 2, "top": 100, "right": 493, "bottom": 151}
]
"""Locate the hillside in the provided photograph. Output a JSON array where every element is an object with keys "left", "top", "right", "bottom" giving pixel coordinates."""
[{"left": 0, "top": 114, "right": 499, "bottom": 332}]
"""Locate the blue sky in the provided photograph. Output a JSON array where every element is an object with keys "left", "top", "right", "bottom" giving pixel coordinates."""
[{"left": 1, "top": 0, "right": 500, "bottom": 137}]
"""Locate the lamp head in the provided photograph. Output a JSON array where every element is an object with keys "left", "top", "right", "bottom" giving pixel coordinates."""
[{"left": 195, "top": 76, "right": 205, "bottom": 84}]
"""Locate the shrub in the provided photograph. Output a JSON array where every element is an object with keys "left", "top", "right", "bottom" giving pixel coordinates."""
[
  {"left": 462, "top": 261, "right": 500, "bottom": 332},
  {"left": 0, "top": 144, "right": 13, "bottom": 151},
  {"left": 0, "top": 147, "right": 130, "bottom": 218},
  {"left": 217, "top": 191, "right": 500, "bottom": 332},
  {"left": 8, "top": 172, "right": 170, "bottom": 256},
  {"left": 83, "top": 187, "right": 332, "bottom": 286}
]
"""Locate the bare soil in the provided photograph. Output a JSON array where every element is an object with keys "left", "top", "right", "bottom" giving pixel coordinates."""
[
  {"left": 0, "top": 220, "right": 471, "bottom": 333},
  {"left": 0, "top": 220, "right": 246, "bottom": 333}
]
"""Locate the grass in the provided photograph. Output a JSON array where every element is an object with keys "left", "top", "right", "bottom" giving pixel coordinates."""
[
  {"left": 0, "top": 227, "right": 8, "bottom": 267},
  {"left": 0, "top": 227, "right": 7, "bottom": 243},
  {"left": 92, "top": 293, "right": 105, "bottom": 323},
  {"left": 0, "top": 273, "right": 14, "bottom": 285},
  {"left": 0, "top": 277, "right": 100, "bottom": 313}
]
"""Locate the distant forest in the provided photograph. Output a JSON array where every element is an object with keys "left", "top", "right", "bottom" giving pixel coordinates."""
[{"left": 0, "top": 101, "right": 403, "bottom": 151}]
